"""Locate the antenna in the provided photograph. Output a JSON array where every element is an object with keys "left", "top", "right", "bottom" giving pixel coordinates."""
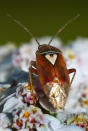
[
  {"left": 7, "top": 14, "right": 40, "bottom": 46},
  {"left": 48, "top": 14, "right": 80, "bottom": 45}
]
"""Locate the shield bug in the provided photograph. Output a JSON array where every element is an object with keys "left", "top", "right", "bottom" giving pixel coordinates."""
[{"left": 7, "top": 14, "right": 79, "bottom": 110}]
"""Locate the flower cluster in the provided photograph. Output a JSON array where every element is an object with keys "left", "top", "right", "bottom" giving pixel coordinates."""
[
  {"left": 77, "top": 85, "right": 88, "bottom": 109},
  {"left": 17, "top": 84, "right": 37, "bottom": 105},
  {"left": 68, "top": 113, "right": 88, "bottom": 130},
  {"left": 0, "top": 37, "right": 88, "bottom": 131},
  {"left": 12, "top": 105, "right": 44, "bottom": 130}
]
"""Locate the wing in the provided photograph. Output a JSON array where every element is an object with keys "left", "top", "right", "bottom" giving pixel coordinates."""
[
  {"left": 54, "top": 53, "right": 70, "bottom": 95},
  {"left": 36, "top": 53, "right": 55, "bottom": 87}
]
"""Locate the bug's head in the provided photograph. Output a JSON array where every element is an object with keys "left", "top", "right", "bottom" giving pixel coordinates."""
[
  {"left": 36, "top": 44, "right": 62, "bottom": 65},
  {"left": 38, "top": 44, "right": 62, "bottom": 54}
]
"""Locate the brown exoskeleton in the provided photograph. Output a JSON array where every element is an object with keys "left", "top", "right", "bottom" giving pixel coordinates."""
[{"left": 8, "top": 14, "right": 80, "bottom": 111}]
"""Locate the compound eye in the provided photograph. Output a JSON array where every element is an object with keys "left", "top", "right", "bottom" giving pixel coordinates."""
[{"left": 45, "top": 53, "right": 57, "bottom": 65}]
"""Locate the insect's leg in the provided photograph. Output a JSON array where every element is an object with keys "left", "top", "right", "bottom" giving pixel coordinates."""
[
  {"left": 29, "top": 61, "right": 38, "bottom": 104},
  {"left": 30, "top": 61, "right": 38, "bottom": 75},
  {"left": 29, "top": 60, "right": 37, "bottom": 87},
  {"left": 68, "top": 68, "right": 76, "bottom": 86}
]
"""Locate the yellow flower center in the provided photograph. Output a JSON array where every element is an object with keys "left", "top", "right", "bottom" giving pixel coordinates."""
[
  {"left": 25, "top": 85, "right": 31, "bottom": 90},
  {"left": 68, "top": 49, "right": 75, "bottom": 59},
  {"left": 84, "top": 100, "right": 88, "bottom": 106},
  {"left": 23, "top": 112, "right": 30, "bottom": 118}
]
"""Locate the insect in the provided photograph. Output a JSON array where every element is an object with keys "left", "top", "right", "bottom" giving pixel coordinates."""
[{"left": 7, "top": 14, "right": 79, "bottom": 110}]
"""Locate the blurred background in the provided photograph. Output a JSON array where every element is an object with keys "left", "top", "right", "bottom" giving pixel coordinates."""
[{"left": 0, "top": 0, "right": 88, "bottom": 46}]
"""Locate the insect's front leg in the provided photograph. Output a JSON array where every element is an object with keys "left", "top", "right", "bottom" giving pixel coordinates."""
[
  {"left": 68, "top": 68, "right": 76, "bottom": 87},
  {"left": 29, "top": 60, "right": 38, "bottom": 88},
  {"left": 29, "top": 61, "right": 38, "bottom": 104}
]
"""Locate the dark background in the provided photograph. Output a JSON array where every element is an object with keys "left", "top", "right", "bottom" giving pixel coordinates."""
[{"left": 0, "top": 0, "right": 88, "bottom": 46}]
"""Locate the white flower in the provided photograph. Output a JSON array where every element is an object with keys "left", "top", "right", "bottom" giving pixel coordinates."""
[
  {"left": 58, "top": 125, "right": 85, "bottom": 131},
  {"left": 3, "top": 97, "right": 23, "bottom": 113},
  {"left": 43, "top": 114, "right": 62, "bottom": 130},
  {"left": 12, "top": 42, "right": 37, "bottom": 72},
  {"left": 18, "top": 129, "right": 29, "bottom": 131},
  {"left": 0, "top": 113, "right": 11, "bottom": 128},
  {"left": 70, "top": 38, "right": 88, "bottom": 82},
  {"left": 0, "top": 127, "right": 12, "bottom": 131}
]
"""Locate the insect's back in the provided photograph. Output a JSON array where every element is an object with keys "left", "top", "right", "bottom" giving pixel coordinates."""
[{"left": 36, "top": 45, "right": 70, "bottom": 109}]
